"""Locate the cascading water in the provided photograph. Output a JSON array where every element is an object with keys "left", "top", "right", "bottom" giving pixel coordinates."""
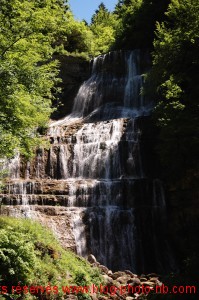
[{"left": 0, "top": 50, "right": 175, "bottom": 273}]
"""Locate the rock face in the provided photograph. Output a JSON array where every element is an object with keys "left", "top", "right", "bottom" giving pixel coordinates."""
[
  {"left": 52, "top": 55, "right": 90, "bottom": 119},
  {"left": 0, "top": 50, "right": 175, "bottom": 274}
]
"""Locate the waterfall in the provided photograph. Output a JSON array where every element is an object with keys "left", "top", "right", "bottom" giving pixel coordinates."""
[{"left": 0, "top": 50, "right": 175, "bottom": 273}]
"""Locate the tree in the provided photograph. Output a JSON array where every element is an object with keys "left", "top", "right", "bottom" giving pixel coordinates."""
[
  {"left": 113, "top": 0, "right": 169, "bottom": 50},
  {"left": 63, "top": 11, "right": 94, "bottom": 55},
  {"left": 0, "top": 0, "right": 70, "bottom": 158},
  {"left": 90, "top": 3, "right": 119, "bottom": 55},
  {"left": 91, "top": 3, "right": 109, "bottom": 25},
  {"left": 150, "top": 0, "right": 199, "bottom": 178}
]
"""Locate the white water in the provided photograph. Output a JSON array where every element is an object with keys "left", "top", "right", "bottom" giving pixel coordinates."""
[{"left": 1, "top": 50, "right": 175, "bottom": 273}]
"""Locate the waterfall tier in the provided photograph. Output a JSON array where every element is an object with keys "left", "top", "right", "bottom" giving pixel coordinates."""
[{"left": 0, "top": 51, "right": 175, "bottom": 273}]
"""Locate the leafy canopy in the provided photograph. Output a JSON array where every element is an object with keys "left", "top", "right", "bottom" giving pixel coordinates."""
[
  {"left": 0, "top": 0, "right": 71, "bottom": 158},
  {"left": 150, "top": 0, "right": 199, "bottom": 177},
  {"left": 113, "top": 0, "right": 169, "bottom": 50},
  {"left": 90, "top": 3, "right": 119, "bottom": 55}
]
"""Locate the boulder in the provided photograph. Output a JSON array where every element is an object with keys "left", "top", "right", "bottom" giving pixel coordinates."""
[
  {"left": 124, "top": 270, "right": 135, "bottom": 277},
  {"left": 149, "top": 277, "right": 159, "bottom": 283},
  {"left": 111, "top": 272, "right": 126, "bottom": 280},
  {"left": 116, "top": 275, "right": 131, "bottom": 284},
  {"left": 141, "top": 281, "right": 155, "bottom": 287},
  {"left": 128, "top": 278, "right": 141, "bottom": 286},
  {"left": 98, "top": 264, "right": 110, "bottom": 274},
  {"left": 140, "top": 277, "right": 148, "bottom": 282},
  {"left": 88, "top": 254, "right": 97, "bottom": 264}
]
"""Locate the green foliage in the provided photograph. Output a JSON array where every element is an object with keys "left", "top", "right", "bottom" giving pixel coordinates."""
[
  {"left": 149, "top": 0, "right": 199, "bottom": 178},
  {"left": 0, "top": 217, "right": 102, "bottom": 299},
  {"left": 113, "top": 0, "right": 169, "bottom": 50},
  {"left": 0, "top": 0, "right": 94, "bottom": 159},
  {"left": 0, "top": 229, "right": 37, "bottom": 286},
  {"left": 90, "top": 3, "right": 119, "bottom": 55},
  {"left": 63, "top": 11, "right": 94, "bottom": 56},
  {"left": 0, "top": 0, "right": 70, "bottom": 159}
]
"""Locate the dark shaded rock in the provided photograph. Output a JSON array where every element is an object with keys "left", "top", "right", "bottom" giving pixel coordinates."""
[
  {"left": 140, "top": 277, "right": 148, "bottom": 282},
  {"left": 111, "top": 272, "right": 126, "bottom": 280},
  {"left": 99, "top": 265, "right": 110, "bottom": 275},
  {"left": 128, "top": 278, "right": 141, "bottom": 286},
  {"left": 124, "top": 270, "right": 135, "bottom": 277},
  {"left": 147, "top": 273, "right": 159, "bottom": 278},
  {"left": 52, "top": 55, "right": 90, "bottom": 119},
  {"left": 88, "top": 254, "right": 97, "bottom": 264},
  {"left": 149, "top": 277, "right": 159, "bottom": 283},
  {"left": 116, "top": 275, "right": 131, "bottom": 284},
  {"left": 141, "top": 281, "right": 155, "bottom": 287}
]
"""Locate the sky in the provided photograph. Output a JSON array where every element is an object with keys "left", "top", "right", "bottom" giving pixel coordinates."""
[{"left": 69, "top": 0, "right": 118, "bottom": 24}]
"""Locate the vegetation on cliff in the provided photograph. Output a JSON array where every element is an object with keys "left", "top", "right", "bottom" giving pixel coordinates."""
[
  {"left": 0, "top": 0, "right": 63, "bottom": 158},
  {"left": 149, "top": 0, "right": 199, "bottom": 180},
  {"left": 89, "top": 3, "right": 119, "bottom": 55},
  {"left": 0, "top": 0, "right": 93, "bottom": 159},
  {"left": 112, "top": 0, "right": 170, "bottom": 50},
  {"left": 0, "top": 216, "right": 101, "bottom": 299}
]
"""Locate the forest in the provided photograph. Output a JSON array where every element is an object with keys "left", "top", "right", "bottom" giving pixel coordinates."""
[{"left": 0, "top": 0, "right": 198, "bottom": 299}]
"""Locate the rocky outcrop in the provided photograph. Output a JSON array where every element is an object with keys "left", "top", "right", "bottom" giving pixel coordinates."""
[{"left": 52, "top": 55, "right": 90, "bottom": 119}]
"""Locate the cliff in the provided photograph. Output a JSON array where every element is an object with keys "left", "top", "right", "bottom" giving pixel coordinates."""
[{"left": 52, "top": 55, "right": 90, "bottom": 119}]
